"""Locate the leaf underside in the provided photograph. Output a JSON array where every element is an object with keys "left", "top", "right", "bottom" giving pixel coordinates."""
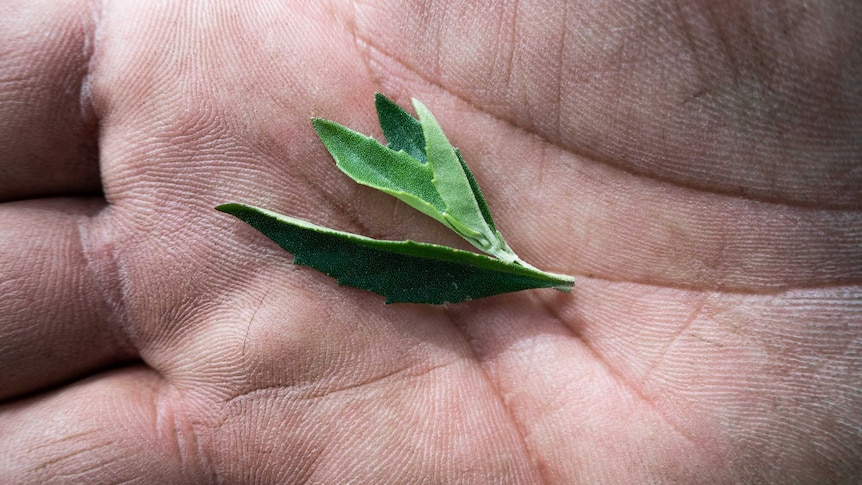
[
  {"left": 412, "top": 99, "right": 496, "bottom": 247},
  {"left": 217, "top": 203, "right": 573, "bottom": 304}
]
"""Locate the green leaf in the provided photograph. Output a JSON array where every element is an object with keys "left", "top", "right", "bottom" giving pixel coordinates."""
[
  {"left": 216, "top": 203, "right": 574, "bottom": 304},
  {"left": 311, "top": 118, "right": 447, "bottom": 224},
  {"left": 455, "top": 147, "right": 496, "bottom": 235},
  {"left": 412, "top": 99, "right": 501, "bottom": 254},
  {"left": 454, "top": 147, "right": 522, "bottom": 264},
  {"left": 316, "top": 94, "right": 516, "bottom": 261},
  {"left": 375, "top": 93, "right": 426, "bottom": 163}
]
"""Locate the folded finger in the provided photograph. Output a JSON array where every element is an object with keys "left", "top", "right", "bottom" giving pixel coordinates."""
[
  {"left": 0, "top": 198, "right": 131, "bottom": 401},
  {"left": 0, "top": 0, "right": 100, "bottom": 201},
  {"left": 0, "top": 366, "right": 201, "bottom": 482}
]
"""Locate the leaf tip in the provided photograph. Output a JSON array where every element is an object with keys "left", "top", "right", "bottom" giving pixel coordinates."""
[
  {"left": 215, "top": 202, "right": 243, "bottom": 215},
  {"left": 375, "top": 92, "right": 405, "bottom": 113},
  {"left": 555, "top": 282, "right": 575, "bottom": 293},
  {"left": 410, "top": 97, "right": 428, "bottom": 117},
  {"left": 310, "top": 116, "right": 332, "bottom": 133},
  {"left": 549, "top": 273, "right": 575, "bottom": 293}
]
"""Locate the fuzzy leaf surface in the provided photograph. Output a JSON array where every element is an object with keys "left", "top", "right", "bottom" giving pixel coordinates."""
[
  {"left": 312, "top": 118, "right": 446, "bottom": 223},
  {"left": 216, "top": 203, "right": 573, "bottom": 304},
  {"left": 455, "top": 147, "right": 497, "bottom": 235},
  {"left": 375, "top": 93, "right": 426, "bottom": 163},
  {"left": 412, "top": 99, "right": 500, "bottom": 253}
]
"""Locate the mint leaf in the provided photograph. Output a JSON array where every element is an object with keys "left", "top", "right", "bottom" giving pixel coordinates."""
[{"left": 217, "top": 203, "right": 573, "bottom": 304}]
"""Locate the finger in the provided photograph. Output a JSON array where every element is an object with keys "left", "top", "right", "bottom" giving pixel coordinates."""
[
  {"left": 0, "top": 367, "right": 201, "bottom": 482},
  {"left": 0, "top": 199, "right": 131, "bottom": 401},
  {"left": 0, "top": 0, "right": 100, "bottom": 201}
]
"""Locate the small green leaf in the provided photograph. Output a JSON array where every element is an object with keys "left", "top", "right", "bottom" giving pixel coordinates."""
[
  {"left": 316, "top": 94, "right": 515, "bottom": 260},
  {"left": 412, "top": 99, "right": 500, "bottom": 254},
  {"left": 312, "top": 118, "right": 447, "bottom": 224},
  {"left": 375, "top": 93, "right": 426, "bottom": 163},
  {"left": 216, "top": 203, "right": 573, "bottom": 304}
]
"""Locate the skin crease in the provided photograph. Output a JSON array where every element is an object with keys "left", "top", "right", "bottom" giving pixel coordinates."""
[{"left": 0, "top": 0, "right": 860, "bottom": 482}]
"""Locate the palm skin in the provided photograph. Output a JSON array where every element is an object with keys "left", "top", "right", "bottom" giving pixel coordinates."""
[{"left": 1, "top": 0, "right": 860, "bottom": 483}]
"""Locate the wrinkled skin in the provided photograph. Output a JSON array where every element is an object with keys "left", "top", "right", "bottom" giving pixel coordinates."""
[{"left": 1, "top": 1, "right": 860, "bottom": 483}]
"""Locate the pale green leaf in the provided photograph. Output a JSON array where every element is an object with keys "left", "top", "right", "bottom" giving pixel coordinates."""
[
  {"left": 412, "top": 99, "right": 500, "bottom": 254},
  {"left": 312, "top": 118, "right": 447, "bottom": 224}
]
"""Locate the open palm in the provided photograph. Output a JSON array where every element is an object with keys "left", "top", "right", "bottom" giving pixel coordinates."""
[{"left": 2, "top": 1, "right": 860, "bottom": 483}]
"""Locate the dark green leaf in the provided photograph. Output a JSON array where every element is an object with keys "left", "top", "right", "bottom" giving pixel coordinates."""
[
  {"left": 375, "top": 93, "right": 426, "bottom": 163},
  {"left": 216, "top": 203, "right": 574, "bottom": 304}
]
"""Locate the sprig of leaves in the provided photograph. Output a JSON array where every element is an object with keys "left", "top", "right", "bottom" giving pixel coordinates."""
[{"left": 218, "top": 94, "right": 573, "bottom": 304}]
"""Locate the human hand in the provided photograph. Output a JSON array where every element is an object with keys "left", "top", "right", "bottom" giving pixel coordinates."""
[{"left": 2, "top": 1, "right": 860, "bottom": 482}]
